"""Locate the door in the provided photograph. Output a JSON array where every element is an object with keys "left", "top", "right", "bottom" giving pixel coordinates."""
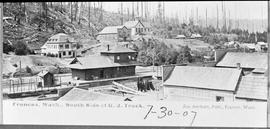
[{"left": 100, "top": 69, "right": 104, "bottom": 79}]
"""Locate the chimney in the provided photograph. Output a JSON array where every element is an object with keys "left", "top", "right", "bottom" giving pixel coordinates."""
[
  {"left": 107, "top": 44, "right": 110, "bottom": 51},
  {"left": 236, "top": 63, "right": 241, "bottom": 70}
]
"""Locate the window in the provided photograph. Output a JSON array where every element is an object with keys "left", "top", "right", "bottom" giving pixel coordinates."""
[
  {"left": 117, "top": 56, "right": 120, "bottom": 60},
  {"left": 128, "top": 55, "right": 131, "bottom": 60},
  {"left": 59, "top": 45, "right": 63, "bottom": 49},
  {"left": 63, "top": 51, "right": 66, "bottom": 56},
  {"left": 65, "top": 44, "right": 69, "bottom": 49},
  {"left": 216, "top": 96, "right": 224, "bottom": 102},
  {"left": 73, "top": 44, "right": 77, "bottom": 49},
  {"left": 69, "top": 51, "right": 72, "bottom": 55}
]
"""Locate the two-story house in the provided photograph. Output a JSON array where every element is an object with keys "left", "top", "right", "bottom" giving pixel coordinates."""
[
  {"left": 41, "top": 33, "right": 77, "bottom": 58},
  {"left": 96, "top": 20, "right": 152, "bottom": 42},
  {"left": 68, "top": 45, "right": 138, "bottom": 81}
]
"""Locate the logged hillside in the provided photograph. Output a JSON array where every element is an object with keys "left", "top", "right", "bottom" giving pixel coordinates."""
[{"left": 3, "top": 2, "right": 130, "bottom": 51}]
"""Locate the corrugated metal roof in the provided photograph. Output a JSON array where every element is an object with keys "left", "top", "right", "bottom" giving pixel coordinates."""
[
  {"left": 58, "top": 88, "right": 125, "bottom": 101},
  {"left": 216, "top": 52, "right": 267, "bottom": 69},
  {"left": 236, "top": 76, "right": 267, "bottom": 100},
  {"left": 98, "top": 26, "right": 123, "bottom": 35},
  {"left": 68, "top": 56, "right": 137, "bottom": 69},
  {"left": 164, "top": 66, "right": 242, "bottom": 91},
  {"left": 46, "top": 33, "right": 75, "bottom": 43},
  {"left": 100, "top": 45, "right": 137, "bottom": 54}
]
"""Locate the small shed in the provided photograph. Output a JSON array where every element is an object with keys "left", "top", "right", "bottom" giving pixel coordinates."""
[
  {"left": 38, "top": 70, "right": 54, "bottom": 87},
  {"left": 175, "top": 35, "right": 186, "bottom": 39}
]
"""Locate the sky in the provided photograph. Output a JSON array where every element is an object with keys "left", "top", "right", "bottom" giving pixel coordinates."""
[{"left": 101, "top": 1, "right": 267, "bottom": 20}]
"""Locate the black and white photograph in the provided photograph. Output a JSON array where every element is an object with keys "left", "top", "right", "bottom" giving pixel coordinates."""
[
  {"left": 1, "top": 1, "right": 268, "bottom": 103},
  {"left": 1, "top": 1, "right": 270, "bottom": 128}
]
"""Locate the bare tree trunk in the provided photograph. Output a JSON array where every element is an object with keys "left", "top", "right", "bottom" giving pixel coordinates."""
[
  {"left": 93, "top": 2, "right": 96, "bottom": 17},
  {"left": 88, "top": 2, "right": 91, "bottom": 28},
  {"left": 99, "top": 2, "right": 103, "bottom": 22},
  {"left": 121, "top": 2, "right": 123, "bottom": 24},
  {"left": 132, "top": 2, "right": 134, "bottom": 20},
  {"left": 24, "top": 2, "right": 28, "bottom": 23},
  {"left": 78, "top": 2, "right": 82, "bottom": 25},
  {"left": 60, "top": 2, "right": 62, "bottom": 13},
  {"left": 70, "top": 2, "right": 73, "bottom": 23}
]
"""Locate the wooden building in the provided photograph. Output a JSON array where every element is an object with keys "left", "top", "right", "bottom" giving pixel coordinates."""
[
  {"left": 235, "top": 75, "right": 267, "bottom": 102},
  {"left": 96, "top": 20, "right": 152, "bottom": 42},
  {"left": 96, "top": 26, "right": 124, "bottom": 42},
  {"left": 163, "top": 66, "right": 242, "bottom": 102},
  {"left": 37, "top": 70, "right": 54, "bottom": 87},
  {"left": 68, "top": 45, "right": 138, "bottom": 81},
  {"left": 216, "top": 52, "right": 267, "bottom": 74},
  {"left": 41, "top": 33, "right": 77, "bottom": 58}
]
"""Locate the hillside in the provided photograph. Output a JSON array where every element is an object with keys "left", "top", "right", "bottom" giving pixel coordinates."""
[{"left": 3, "top": 3, "right": 130, "bottom": 50}]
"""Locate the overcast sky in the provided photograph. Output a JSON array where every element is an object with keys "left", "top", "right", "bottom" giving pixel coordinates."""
[{"left": 101, "top": 1, "right": 267, "bottom": 20}]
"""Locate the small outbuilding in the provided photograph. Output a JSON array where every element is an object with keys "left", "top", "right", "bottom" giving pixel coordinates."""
[{"left": 37, "top": 70, "right": 54, "bottom": 88}]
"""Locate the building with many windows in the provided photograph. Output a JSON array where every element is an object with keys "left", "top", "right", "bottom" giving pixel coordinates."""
[{"left": 41, "top": 33, "right": 77, "bottom": 58}]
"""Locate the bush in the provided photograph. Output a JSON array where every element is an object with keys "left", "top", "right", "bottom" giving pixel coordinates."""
[
  {"left": 14, "top": 41, "right": 29, "bottom": 55},
  {"left": 3, "top": 42, "right": 15, "bottom": 54}
]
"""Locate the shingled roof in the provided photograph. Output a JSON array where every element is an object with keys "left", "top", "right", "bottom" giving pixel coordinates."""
[
  {"left": 164, "top": 66, "right": 242, "bottom": 91},
  {"left": 58, "top": 88, "right": 125, "bottom": 101},
  {"left": 68, "top": 55, "right": 137, "bottom": 69},
  {"left": 216, "top": 52, "right": 267, "bottom": 69},
  {"left": 236, "top": 76, "right": 267, "bottom": 100},
  {"left": 46, "top": 33, "right": 75, "bottom": 43},
  {"left": 98, "top": 26, "right": 124, "bottom": 35},
  {"left": 100, "top": 45, "right": 137, "bottom": 54},
  {"left": 123, "top": 20, "right": 141, "bottom": 28}
]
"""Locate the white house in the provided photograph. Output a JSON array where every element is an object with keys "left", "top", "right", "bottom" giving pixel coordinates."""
[
  {"left": 96, "top": 26, "right": 124, "bottom": 42},
  {"left": 163, "top": 66, "right": 242, "bottom": 102},
  {"left": 124, "top": 20, "right": 152, "bottom": 36},
  {"left": 97, "top": 20, "right": 152, "bottom": 42},
  {"left": 41, "top": 33, "right": 77, "bottom": 58}
]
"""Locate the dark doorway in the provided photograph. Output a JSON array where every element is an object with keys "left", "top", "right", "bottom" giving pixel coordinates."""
[
  {"left": 100, "top": 69, "right": 104, "bottom": 78},
  {"left": 59, "top": 53, "right": 62, "bottom": 58}
]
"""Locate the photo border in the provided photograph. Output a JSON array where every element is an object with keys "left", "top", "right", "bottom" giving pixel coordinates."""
[{"left": 0, "top": 1, "right": 269, "bottom": 128}]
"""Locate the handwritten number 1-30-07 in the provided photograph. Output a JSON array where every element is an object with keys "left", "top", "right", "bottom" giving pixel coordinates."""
[{"left": 144, "top": 105, "right": 197, "bottom": 126}]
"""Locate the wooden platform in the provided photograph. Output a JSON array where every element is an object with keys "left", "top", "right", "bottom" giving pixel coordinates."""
[{"left": 3, "top": 74, "right": 152, "bottom": 97}]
